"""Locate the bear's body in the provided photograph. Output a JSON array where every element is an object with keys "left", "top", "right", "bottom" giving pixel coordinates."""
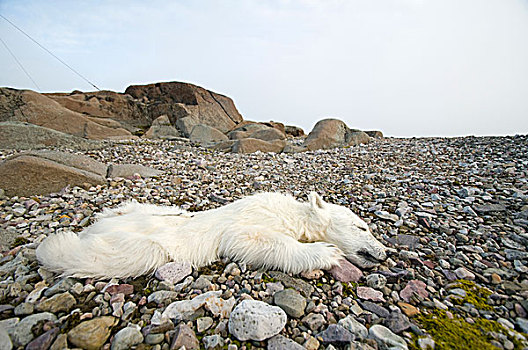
[{"left": 36, "top": 192, "right": 387, "bottom": 279}]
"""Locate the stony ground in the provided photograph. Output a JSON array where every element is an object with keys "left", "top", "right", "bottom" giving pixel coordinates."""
[{"left": 0, "top": 135, "right": 527, "bottom": 350}]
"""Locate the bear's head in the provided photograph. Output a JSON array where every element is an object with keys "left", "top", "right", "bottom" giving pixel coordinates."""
[{"left": 309, "top": 192, "right": 387, "bottom": 268}]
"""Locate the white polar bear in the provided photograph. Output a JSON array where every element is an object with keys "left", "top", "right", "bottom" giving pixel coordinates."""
[{"left": 36, "top": 192, "right": 387, "bottom": 279}]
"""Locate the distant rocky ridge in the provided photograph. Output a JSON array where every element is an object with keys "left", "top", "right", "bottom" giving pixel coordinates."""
[{"left": 0, "top": 81, "right": 383, "bottom": 153}]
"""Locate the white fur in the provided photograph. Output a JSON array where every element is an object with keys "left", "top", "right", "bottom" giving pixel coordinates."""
[{"left": 36, "top": 192, "right": 387, "bottom": 279}]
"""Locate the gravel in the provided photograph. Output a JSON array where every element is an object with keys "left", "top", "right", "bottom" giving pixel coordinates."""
[{"left": 0, "top": 135, "right": 527, "bottom": 349}]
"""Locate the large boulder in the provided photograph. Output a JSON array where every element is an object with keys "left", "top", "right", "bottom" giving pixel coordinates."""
[
  {"left": 0, "top": 151, "right": 107, "bottom": 197},
  {"left": 249, "top": 128, "right": 286, "bottom": 141},
  {"left": 0, "top": 121, "right": 100, "bottom": 150},
  {"left": 143, "top": 115, "right": 181, "bottom": 140},
  {"left": 125, "top": 82, "right": 243, "bottom": 134},
  {"left": 46, "top": 90, "right": 149, "bottom": 128},
  {"left": 304, "top": 119, "right": 370, "bottom": 150},
  {"left": 0, "top": 88, "right": 134, "bottom": 140},
  {"left": 189, "top": 124, "right": 229, "bottom": 146},
  {"left": 365, "top": 130, "right": 384, "bottom": 139},
  {"left": 232, "top": 138, "right": 286, "bottom": 154},
  {"left": 284, "top": 125, "right": 305, "bottom": 138}
]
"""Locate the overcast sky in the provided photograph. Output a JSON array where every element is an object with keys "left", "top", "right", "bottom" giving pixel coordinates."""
[{"left": 1, "top": 0, "right": 527, "bottom": 137}]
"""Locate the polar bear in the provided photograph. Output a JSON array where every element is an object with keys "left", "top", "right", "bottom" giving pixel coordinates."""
[{"left": 36, "top": 192, "right": 387, "bottom": 279}]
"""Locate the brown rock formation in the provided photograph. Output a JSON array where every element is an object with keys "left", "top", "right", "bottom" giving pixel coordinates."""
[
  {"left": 0, "top": 88, "right": 134, "bottom": 140},
  {"left": 125, "top": 82, "right": 243, "bottom": 135},
  {"left": 304, "top": 119, "right": 370, "bottom": 150}
]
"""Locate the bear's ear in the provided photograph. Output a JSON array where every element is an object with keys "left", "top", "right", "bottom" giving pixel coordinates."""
[{"left": 308, "top": 192, "right": 326, "bottom": 210}]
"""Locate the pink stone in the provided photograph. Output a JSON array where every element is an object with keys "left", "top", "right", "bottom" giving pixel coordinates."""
[
  {"left": 105, "top": 283, "right": 134, "bottom": 296},
  {"left": 399, "top": 280, "right": 429, "bottom": 302},
  {"left": 155, "top": 261, "right": 192, "bottom": 284},
  {"left": 357, "top": 286, "right": 385, "bottom": 302},
  {"left": 301, "top": 269, "right": 324, "bottom": 280},
  {"left": 328, "top": 259, "right": 363, "bottom": 282}
]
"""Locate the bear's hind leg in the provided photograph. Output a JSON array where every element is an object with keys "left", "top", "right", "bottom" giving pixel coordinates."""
[{"left": 219, "top": 228, "right": 344, "bottom": 274}]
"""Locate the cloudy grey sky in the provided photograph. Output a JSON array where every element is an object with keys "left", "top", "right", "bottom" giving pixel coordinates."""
[{"left": 1, "top": 0, "right": 527, "bottom": 137}]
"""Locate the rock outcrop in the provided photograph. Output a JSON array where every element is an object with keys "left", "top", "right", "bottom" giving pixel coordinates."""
[
  {"left": 125, "top": 82, "right": 243, "bottom": 135},
  {"left": 143, "top": 115, "right": 181, "bottom": 140},
  {"left": 46, "top": 90, "right": 149, "bottom": 129},
  {"left": 0, "top": 88, "right": 135, "bottom": 140},
  {"left": 189, "top": 124, "right": 229, "bottom": 147},
  {"left": 0, "top": 121, "right": 100, "bottom": 150},
  {"left": 0, "top": 151, "right": 161, "bottom": 197},
  {"left": 303, "top": 119, "right": 370, "bottom": 150}
]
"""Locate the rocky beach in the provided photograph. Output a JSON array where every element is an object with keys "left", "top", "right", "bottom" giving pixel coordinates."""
[{"left": 0, "top": 134, "right": 527, "bottom": 349}]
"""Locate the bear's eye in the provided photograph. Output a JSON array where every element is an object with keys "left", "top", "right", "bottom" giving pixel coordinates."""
[{"left": 356, "top": 225, "right": 367, "bottom": 231}]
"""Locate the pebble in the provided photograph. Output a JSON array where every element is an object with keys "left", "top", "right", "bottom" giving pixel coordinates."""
[
  {"left": 9, "top": 312, "right": 57, "bottom": 347},
  {"left": 228, "top": 300, "right": 287, "bottom": 341},
  {"left": 36, "top": 292, "right": 76, "bottom": 313},
  {"left": 170, "top": 323, "right": 199, "bottom": 350},
  {"left": 267, "top": 334, "right": 304, "bottom": 349},
  {"left": 111, "top": 325, "right": 144, "bottom": 350},
  {"left": 197, "top": 316, "right": 214, "bottom": 332},
  {"left": 155, "top": 261, "right": 192, "bottom": 284},
  {"left": 454, "top": 267, "right": 475, "bottom": 280},
  {"left": 67, "top": 316, "right": 117, "bottom": 349},
  {"left": 273, "top": 288, "right": 306, "bottom": 318},
  {"left": 317, "top": 324, "right": 354, "bottom": 345},
  {"left": 400, "top": 280, "right": 429, "bottom": 302},
  {"left": 203, "top": 334, "right": 224, "bottom": 349},
  {"left": 366, "top": 273, "right": 387, "bottom": 289},
  {"left": 338, "top": 315, "right": 368, "bottom": 340},
  {"left": 368, "top": 324, "right": 408, "bottom": 350},
  {"left": 357, "top": 286, "right": 385, "bottom": 302},
  {"left": 329, "top": 259, "right": 363, "bottom": 282},
  {"left": 302, "top": 313, "right": 326, "bottom": 331},
  {"left": 0, "top": 327, "right": 12, "bottom": 350}
]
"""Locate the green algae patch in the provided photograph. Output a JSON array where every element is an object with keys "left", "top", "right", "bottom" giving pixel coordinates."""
[
  {"left": 341, "top": 282, "right": 357, "bottom": 298},
  {"left": 409, "top": 309, "right": 524, "bottom": 350},
  {"left": 449, "top": 279, "right": 493, "bottom": 311}
]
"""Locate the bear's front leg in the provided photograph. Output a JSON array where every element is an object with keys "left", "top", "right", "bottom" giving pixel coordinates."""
[{"left": 218, "top": 227, "right": 344, "bottom": 274}]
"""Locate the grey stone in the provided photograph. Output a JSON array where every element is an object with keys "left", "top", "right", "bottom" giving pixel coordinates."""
[
  {"left": 384, "top": 311, "right": 411, "bottom": 334},
  {"left": 516, "top": 318, "right": 528, "bottom": 333},
  {"left": 228, "top": 300, "right": 287, "bottom": 341},
  {"left": 269, "top": 271, "right": 314, "bottom": 297},
  {"left": 10, "top": 312, "right": 57, "bottom": 347},
  {"left": 267, "top": 334, "right": 305, "bottom": 349},
  {"left": 202, "top": 334, "right": 224, "bottom": 349},
  {"left": 145, "top": 333, "right": 165, "bottom": 345},
  {"left": 111, "top": 325, "right": 144, "bottom": 350},
  {"left": 338, "top": 315, "right": 368, "bottom": 340},
  {"left": 147, "top": 291, "right": 181, "bottom": 304},
  {"left": 302, "top": 313, "right": 326, "bottom": 332},
  {"left": 0, "top": 327, "right": 12, "bottom": 350},
  {"left": 273, "top": 288, "right": 306, "bottom": 318},
  {"left": 505, "top": 249, "right": 528, "bottom": 261},
  {"left": 366, "top": 274, "right": 387, "bottom": 289},
  {"left": 13, "top": 302, "right": 34, "bottom": 316},
  {"left": 368, "top": 324, "right": 408, "bottom": 350},
  {"left": 316, "top": 324, "right": 354, "bottom": 345}
]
